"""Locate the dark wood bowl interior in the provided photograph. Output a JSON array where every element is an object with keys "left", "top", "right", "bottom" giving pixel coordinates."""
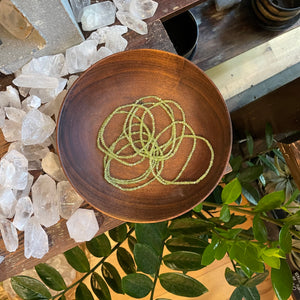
[{"left": 57, "top": 49, "right": 232, "bottom": 222}]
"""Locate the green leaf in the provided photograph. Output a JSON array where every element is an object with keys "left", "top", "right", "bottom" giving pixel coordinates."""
[
  {"left": 246, "top": 132, "right": 254, "bottom": 156},
  {"left": 201, "top": 238, "right": 218, "bottom": 266},
  {"left": 86, "top": 234, "right": 111, "bottom": 257},
  {"left": 193, "top": 203, "right": 203, "bottom": 212},
  {"left": 163, "top": 251, "right": 204, "bottom": 272},
  {"left": 75, "top": 283, "right": 94, "bottom": 300},
  {"left": 168, "top": 218, "right": 214, "bottom": 237},
  {"left": 282, "top": 210, "right": 300, "bottom": 225},
  {"left": 253, "top": 215, "right": 268, "bottom": 243},
  {"left": 262, "top": 254, "right": 280, "bottom": 269},
  {"left": 279, "top": 225, "right": 292, "bottom": 253},
  {"left": 101, "top": 262, "right": 123, "bottom": 294},
  {"left": 11, "top": 276, "right": 51, "bottom": 300},
  {"left": 238, "top": 166, "right": 263, "bottom": 183},
  {"left": 285, "top": 188, "right": 300, "bottom": 206},
  {"left": 258, "top": 155, "right": 279, "bottom": 176},
  {"left": 230, "top": 286, "right": 260, "bottom": 300},
  {"left": 35, "top": 263, "right": 67, "bottom": 291},
  {"left": 225, "top": 268, "right": 247, "bottom": 287},
  {"left": 165, "top": 236, "right": 208, "bottom": 254},
  {"left": 122, "top": 273, "right": 153, "bottom": 298},
  {"left": 265, "top": 122, "right": 273, "bottom": 149},
  {"left": 254, "top": 190, "right": 285, "bottom": 212},
  {"left": 128, "top": 236, "right": 137, "bottom": 254},
  {"left": 241, "top": 183, "right": 259, "bottom": 205},
  {"left": 244, "top": 271, "right": 269, "bottom": 288},
  {"left": 109, "top": 223, "right": 127, "bottom": 242},
  {"left": 90, "top": 272, "right": 111, "bottom": 300},
  {"left": 214, "top": 240, "right": 227, "bottom": 260},
  {"left": 64, "top": 246, "right": 90, "bottom": 273},
  {"left": 223, "top": 214, "right": 247, "bottom": 229},
  {"left": 220, "top": 204, "right": 231, "bottom": 222},
  {"left": 230, "top": 156, "right": 243, "bottom": 172},
  {"left": 215, "top": 227, "right": 243, "bottom": 239},
  {"left": 159, "top": 273, "right": 208, "bottom": 297},
  {"left": 221, "top": 178, "right": 242, "bottom": 204},
  {"left": 117, "top": 247, "right": 136, "bottom": 274},
  {"left": 134, "top": 243, "right": 160, "bottom": 275},
  {"left": 58, "top": 295, "right": 66, "bottom": 300},
  {"left": 135, "top": 222, "right": 168, "bottom": 254},
  {"left": 271, "top": 259, "right": 293, "bottom": 300}
]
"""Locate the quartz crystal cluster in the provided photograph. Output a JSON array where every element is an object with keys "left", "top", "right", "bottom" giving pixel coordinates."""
[{"left": 0, "top": 0, "right": 159, "bottom": 264}]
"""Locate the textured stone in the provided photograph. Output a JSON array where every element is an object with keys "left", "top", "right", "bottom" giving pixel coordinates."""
[
  {"left": 57, "top": 181, "right": 84, "bottom": 219},
  {"left": 24, "top": 216, "right": 49, "bottom": 259},
  {"left": 66, "top": 208, "right": 99, "bottom": 242},
  {"left": 0, "top": 86, "right": 21, "bottom": 109},
  {"left": 1, "top": 120, "right": 22, "bottom": 142},
  {"left": 13, "top": 196, "right": 33, "bottom": 231},
  {"left": 4, "top": 107, "right": 26, "bottom": 123},
  {"left": 13, "top": 74, "right": 60, "bottom": 89},
  {"left": 0, "top": 186, "right": 17, "bottom": 218},
  {"left": 129, "top": 0, "right": 158, "bottom": 19},
  {"left": 65, "top": 40, "right": 98, "bottom": 74},
  {"left": 81, "top": 1, "right": 116, "bottom": 31},
  {"left": 32, "top": 174, "right": 59, "bottom": 227},
  {"left": 116, "top": 10, "right": 148, "bottom": 35},
  {"left": 0, "top": 219, "right": 18, "bottom": 252},
  {"left": 42, "top": 152, "right": 66, "bottom": 182},
  {"left": 0, "top": 150, "right": 28, "bottom": 190},
  {"left": 21, "top": 109, "right": 56, "bottom": 145}
]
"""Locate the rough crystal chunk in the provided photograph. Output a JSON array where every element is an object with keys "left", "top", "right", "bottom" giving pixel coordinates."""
[
  {"left": 66, "top": 209, "right": 99, "bottom": 242},
  {"left": 105, "top": 32, "right": 128, "bottom": 53},
  {"left": 67, "top": 75, "right": 79, "bottom": 90},
  {"left": 1, "top": 120, "right": 22, "bottom": 142},
  {"left": 9, "top": 141, "right": 49, "bottom": 161},
  {"left": 21, "top": 54, "right": 68, "bottom": 78},
  {"left": 113, "top": 0, "right": 131, "bottom": 11},
  {"left": 4, "top": 107, "right": 26, "bottom": 123},
  {"left": 13, "top": 74, "right": 60, "bottom": 89},
  {"left": 81, "top": 1, "right": 116, "bottom": 31},
  {"left": 88, "top": 25, "right": 128, "bottom": 44},
  {"left": 66, "top": 40, "right": 98, "bottom": 74},
  {"left": 22, "top": 95, "right": 42, "bottom": 111},
  {"left": 129, "top": 0, "right": 158, "bottom": 19},
  {"left": 42, "top": 152, "right": 66, "bottom": 182},
  {"left": 57, "top": 181, "right": 84, "bottom": 219},
  {"left": 0, "top": 219, "right": 18, "bottom": 252},
  {"left": 13, "top": 196, "right": 33, "bottom": 231},
  {"left": 32, "top": 174, "right": 60, "bottom": 227},
  {"left": 93, "top": 47, "right": 113, "bottom": 63},
  {"left": 0, "top": 86, "right": 21, "bottom": 109},
  {"left": 21, "top": 109, "right": 56, "bottom": 145},
  {"left": 0, "top": 186, "right": 17, "bottom": 218},
  {"left": 69, "top": 0, "right": 91, "bottom": 22},
  {"left": 0, "top": 150, "right": 28, "bottom": 190},
  {"left": 24, "top": 216, "right": 49, "bottom": 259},
  {"left": 0, "top": 108, "right": 5, "bottom": 128},
  {"left": 116, "top": 10, "right": 148, "bottom": 35},
  {"left": 15, "top": 173, "right": 34, "bottom": 199}
]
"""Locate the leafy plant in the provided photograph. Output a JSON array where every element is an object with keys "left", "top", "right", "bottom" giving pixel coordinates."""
[{"left": 10, "top": 125, "right": 300, "bottom": 300}]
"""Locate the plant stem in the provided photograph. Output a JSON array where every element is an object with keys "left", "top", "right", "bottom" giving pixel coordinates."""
[{"left": 51, "top": 227, "right": 135, "bottom": 299}]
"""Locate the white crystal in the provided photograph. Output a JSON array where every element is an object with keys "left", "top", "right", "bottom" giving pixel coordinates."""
[
  {"left": 129, "top": 0, "right": 158, "bottom": 19},
  {"left": 1, "top": 120, "right": 22, "bottom": 142},
  {"left": 69, "top": 0, "right": 91, "bottom": 22},
  {"left": 42, "top": 152, "right": 66, "bottom": 182},
  {"left": 18, "top": 87, "right": 30, "bottom": 98},
  {"left": 116, "top": 10, "right": 148, "bottom": 34},
  {"left": 24, "top": 217, "right": 49, "bottom": 259},
  {"left": 15, "top": 173, "right": 33, "bottom": 199},
  {"left": 81, "top": 1, "right": 116, "bottom": 31},
  {"left": 21, "top": 109, "right": 56, "bottom": 145},
  {"left": 0, "top": 219, "right": 18, "bottom": 252},
  {"left": 29, "top": 78, "right": 67, "bottom": 103},
  {"left": 13, "top": 74, "right": 60, "bottom": 89},
  {"left": 0, "top": 256, "right": 4, "bottom": 264},
  {"left": 0, "top": 86, "right": 21, "bottom": 109},
  {"left": 0, "top": 150, "right": 28, "bottom": 190},
  {"left": 4, "top": 107, "right": 26, "bottom": 123},
  {"left": 105, "top": 32, "right": 128, "bottom": 53},
  {"left": 66, "top": 208, "right": 99, "bottom": 242},
  {"left": 13, "top": 196, "right": 33, "bottom": 231},
  {"left": 22, "top": 95, "right": 42, "bottom": 111},
  {"left": 113, "top": 0, "right": 131, "bottom": 11},
  {"left": 9, "top": 141, "right": 49, "bottom": 161},
  {"left": 28, "top": 160, "right": 42, "bottom": 171},
  {"left": 87, "top": 25, "right": 128, "bottom": 44},
  {"left": 0, "top": 186, "right": 17, "bottom": 218},
  {"left": 66, "top": 40, "right": 98, "bottom": 74},
  {"left": 57, "top": 181, "right": 84, "bottom": 219},
  {"left": 0, "top": 108, "right": 5, "bottom": 128},
  {"left": 67, "top": 75, "right": 79, "bottom": 90},
  {"left": 22, "top": 54, "right": 68, "bottom": 78},
  {"left": 32, "top": 174, "right": 59, "bottom": 227},
  {"left": 93, "top": 47, "right": 113, "bottom": 63}
]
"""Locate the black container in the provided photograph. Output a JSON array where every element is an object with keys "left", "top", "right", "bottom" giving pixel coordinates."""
[{"left": 163, "top": 10, "right": 199, "bottom": 60}]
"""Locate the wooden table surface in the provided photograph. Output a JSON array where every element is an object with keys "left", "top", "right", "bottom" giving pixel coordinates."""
[{"left": 0, "top": 0, "right": 299, "bottom": 281}]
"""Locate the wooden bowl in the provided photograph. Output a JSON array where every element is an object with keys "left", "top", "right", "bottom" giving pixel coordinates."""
[{"left": 57, "top": 49, "right": 232, "bottom": 223}]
